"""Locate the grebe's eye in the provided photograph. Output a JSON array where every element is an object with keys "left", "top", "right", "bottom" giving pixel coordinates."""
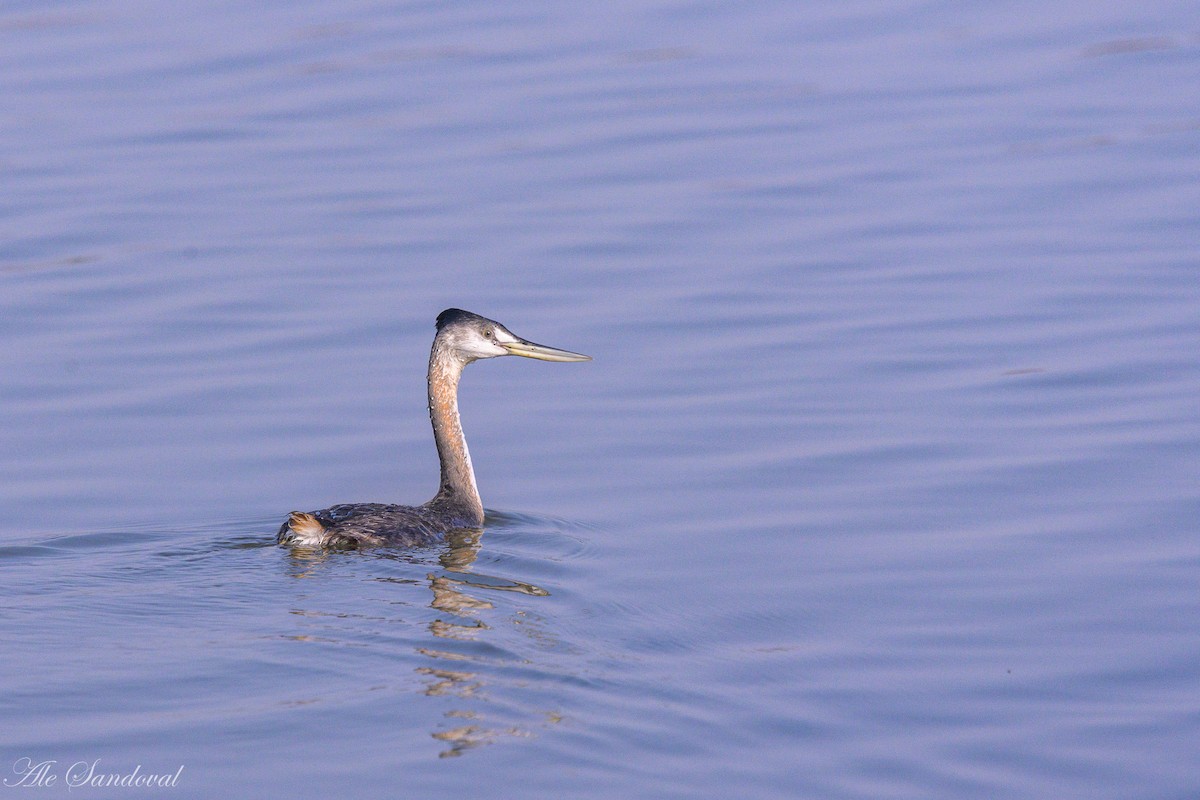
[{"left": 483, "top": 327, "right": 494, "bottom": 339}]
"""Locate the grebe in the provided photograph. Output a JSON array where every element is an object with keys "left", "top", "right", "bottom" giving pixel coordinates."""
[{"left": 277, "top": 308, "right": 590, "bottom": 548}]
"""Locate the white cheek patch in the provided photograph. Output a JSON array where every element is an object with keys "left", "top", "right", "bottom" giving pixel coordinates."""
[{"left": 460, "top": 328, "right": 510, "bottom": 359}]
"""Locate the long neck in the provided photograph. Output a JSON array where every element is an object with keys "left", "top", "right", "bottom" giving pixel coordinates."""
[{"left": 426, "top": 340, "right": 485, "bottom": 525}]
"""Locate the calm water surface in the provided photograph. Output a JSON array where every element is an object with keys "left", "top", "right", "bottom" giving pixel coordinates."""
[{"left": 2, "top": 1, "right": 1198, "bottom": 798}]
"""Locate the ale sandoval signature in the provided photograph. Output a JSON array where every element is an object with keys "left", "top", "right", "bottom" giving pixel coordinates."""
[{"left": 5, "top": 758, "right": 184, "bottom": 789}]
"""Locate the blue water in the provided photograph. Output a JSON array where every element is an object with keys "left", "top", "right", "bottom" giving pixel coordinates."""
[{"left": 2, "top": 1, "right": 1198, "bottom": 798}]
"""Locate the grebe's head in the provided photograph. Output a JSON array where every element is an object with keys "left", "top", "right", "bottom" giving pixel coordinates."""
[{"left": 434, "top": 309, "right": 591, "bottom": 364}]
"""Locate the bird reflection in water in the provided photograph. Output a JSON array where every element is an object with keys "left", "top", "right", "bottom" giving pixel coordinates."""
[
  {"left": 418, "top": 526, "right": 543, "bottom": 758},
  {"left": 281, "top": 525, "right": 555, "bottom": 758}
]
